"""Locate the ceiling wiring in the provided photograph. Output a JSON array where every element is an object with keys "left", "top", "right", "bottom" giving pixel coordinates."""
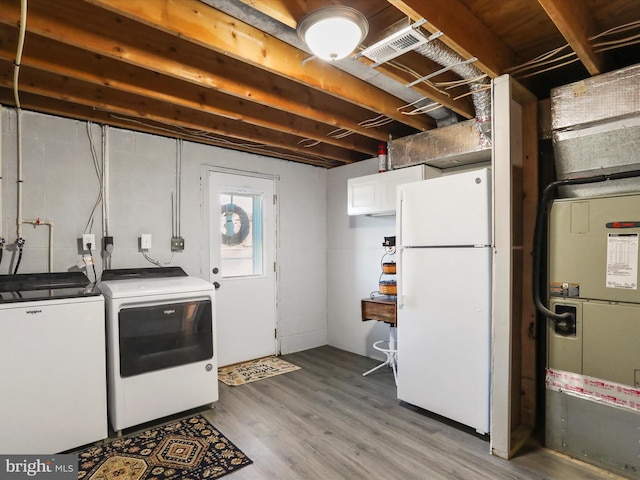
[
  {"left": 434, "top": 74, "right": 489, "bottom": 90},
  {"left": 504, "top": 19, "right": 640, "bottom": 81},
  {"left": 385, "top": 59, "right": 452, "bottom": 98},
  {"left": 13, "top": 0, "right": 27, "bottom": 110},
  {"left": 83, "top": 122, "right": 104, "bottom": 235},
  {"left": 358, "top": 114, "right": 394, "bottom": 128},
  {"left": 516, "top": 57, "right": 582, "bottom": 80},
  {"left": 589, "top": 19, "right": 640, "bottom": 40},
  {"left": 298, "top": 138, "right": 321, "bottom": 147},
  {"left": 452, "top": 84, "right": 492, "bottom": 101},
  {"left": 397, "top": 97, "right": 442, "bottom": 116},
  {"left": 327, "top": 128, "right": 355, "bottom": 139},
  {"left": 505, "top": 44, "right": 573, "bottom": 75},
  {"left": 106, "top": 113, "right": 337, "bottom": 166}
]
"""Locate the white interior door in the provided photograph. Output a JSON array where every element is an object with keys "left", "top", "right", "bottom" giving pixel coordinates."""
[{"left": 208, "top": 170, "right": 277, "bottom": 366}]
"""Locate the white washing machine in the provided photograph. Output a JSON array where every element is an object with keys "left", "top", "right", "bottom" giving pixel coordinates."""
[
  {"left": 98, "top": 267, "right": 218, "bottom": 434},
  {"left": 0, "top": 272, "right": 108, "bottom": 453}
]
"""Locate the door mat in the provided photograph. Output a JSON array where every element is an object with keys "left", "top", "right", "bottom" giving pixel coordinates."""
[
  {"left": 218, "top": 356, "right": 301, "bottom": 386},
  {"left": 77, "top": 415, "right": 252, "bottom": 480}
]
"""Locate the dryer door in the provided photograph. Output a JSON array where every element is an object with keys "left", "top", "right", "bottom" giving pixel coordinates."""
[{"left": 119, "top": 299, "right": 213, "bottom": 377}]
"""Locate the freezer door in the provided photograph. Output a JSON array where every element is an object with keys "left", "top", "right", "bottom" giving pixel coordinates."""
[
  {"left": 398, "top": 168, "right": 491, "bottom": 247},
  {"left": 397, "top": 246, "right": 491, "bottom": 434}
]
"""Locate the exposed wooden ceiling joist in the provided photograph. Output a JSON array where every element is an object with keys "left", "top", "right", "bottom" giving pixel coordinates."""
[
  {"left": 0, "top": 0, "right": 638, "bottom": 168},
  {"left": 537, "top": 0, "right": 605, "bottom": 75},
  {"left": 387, "top": 0, "right": 520, "bottom": 78},
  {"left": 83, "top": 0, "right": 436, "bottom": 132}
]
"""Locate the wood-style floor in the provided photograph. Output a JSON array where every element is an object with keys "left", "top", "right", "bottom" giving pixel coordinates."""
[{"left": 201, "top": 346, "right": 622, "bottom": 480}]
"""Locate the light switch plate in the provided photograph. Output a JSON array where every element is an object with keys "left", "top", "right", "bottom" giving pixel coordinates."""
[{"left": 140, "top": 234, "right": 152, "bottom": 250}]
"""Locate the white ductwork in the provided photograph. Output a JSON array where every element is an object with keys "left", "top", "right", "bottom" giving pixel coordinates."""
[{"left": 413, "top": 39, "right": 492, "bottom": 125}]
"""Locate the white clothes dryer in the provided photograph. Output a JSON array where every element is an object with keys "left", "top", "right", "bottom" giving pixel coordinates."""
[{"left": 98, "top": 267, "right": 217, "bottom": 434}]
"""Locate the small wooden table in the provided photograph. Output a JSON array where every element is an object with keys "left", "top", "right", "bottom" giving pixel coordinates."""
[{"left": 361, "top": 296, "right": 397, "bottom": 325}]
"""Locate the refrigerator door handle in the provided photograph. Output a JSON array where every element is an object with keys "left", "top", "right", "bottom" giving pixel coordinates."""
[
  {"left": 397, "top": 246, "right": 404, "bottom": 308},
  {"left": 396, "top": 190, "right": 403, "bottom": 248}
]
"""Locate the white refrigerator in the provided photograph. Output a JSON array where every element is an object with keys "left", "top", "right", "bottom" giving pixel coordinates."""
[{"left": 396, "top": 167, "right": 492, "bottom": 434}]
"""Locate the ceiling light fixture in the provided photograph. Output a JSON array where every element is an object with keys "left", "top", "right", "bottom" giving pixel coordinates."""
[{"left": 297, "top": 6, "right": 369, "bottom": 62}]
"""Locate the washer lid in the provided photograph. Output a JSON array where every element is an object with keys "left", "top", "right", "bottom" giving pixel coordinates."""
[
  {"left": 98, "top": 275, "right": 214, "bottom": 299},
  {"left": 0, "top": 272, "right": 99, "bottom": 304}
]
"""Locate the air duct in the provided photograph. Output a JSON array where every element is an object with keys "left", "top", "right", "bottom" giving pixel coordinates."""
[
  {"left": 413, "top": 39, "right": 491, "bottom": 126},
  {"left": 551, "top": 63, "right": 640, "bottom": 198}
]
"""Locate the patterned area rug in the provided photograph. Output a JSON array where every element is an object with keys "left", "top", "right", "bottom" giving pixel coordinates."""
[
  {"left": 218, "top": 356, "right": 301, "bottom": 386},
  {"left": 77, "top": 415, "right": 251, "bottom": 480}
]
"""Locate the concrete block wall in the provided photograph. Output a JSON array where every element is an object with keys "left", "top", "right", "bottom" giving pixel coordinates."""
[{"left": 1, "top": 107, "right": 327, "bottom": 355}]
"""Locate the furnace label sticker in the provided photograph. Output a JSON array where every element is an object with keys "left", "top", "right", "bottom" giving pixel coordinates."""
[{"left": 606, "top": 233, "right": 638, "bottom": 290}]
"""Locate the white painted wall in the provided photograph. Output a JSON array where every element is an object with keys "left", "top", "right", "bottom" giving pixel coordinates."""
[
  {"left": 326, "top": 158, "right": 397, "bottom": 359},
  {"left": 0, "top": 107, "right": 327, "bottom": 355}
]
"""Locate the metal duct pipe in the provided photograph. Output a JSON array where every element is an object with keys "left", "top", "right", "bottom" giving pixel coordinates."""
[{"left": 414, "top": 40, "right": 491, "bottom": 124}]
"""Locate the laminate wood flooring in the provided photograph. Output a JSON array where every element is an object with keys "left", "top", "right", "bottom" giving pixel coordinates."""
[{"left": 202, "top": 346, "right": 624, "bottom": 480}]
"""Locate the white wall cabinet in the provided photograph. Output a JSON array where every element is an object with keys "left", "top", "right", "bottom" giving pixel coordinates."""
[{"left": 347, "top": 164, "right": 440, "bottom": 216}]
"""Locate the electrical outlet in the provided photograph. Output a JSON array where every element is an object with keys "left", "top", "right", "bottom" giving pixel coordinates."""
[
  {"left": 104, "top": 236, "right": 114, "bottom": 254},
  {"left": 140, "top": 234, "right": 152, "bottom": 250},
  {"left": 82, "top": 233, "right": 95, "bottom": 251},
  {"left": 171, "top": 236, "right": 184, "bottom": 252}
]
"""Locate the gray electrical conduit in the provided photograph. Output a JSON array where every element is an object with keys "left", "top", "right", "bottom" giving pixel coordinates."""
[{"left": 533, "top": 169, "right": 640, "bottom": 324}]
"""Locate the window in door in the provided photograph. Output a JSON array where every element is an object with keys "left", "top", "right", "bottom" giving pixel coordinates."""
[{"left": 220, "top": 192, "right": 263, "bottom": 278}]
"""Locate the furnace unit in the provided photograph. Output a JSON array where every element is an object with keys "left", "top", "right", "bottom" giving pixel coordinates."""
[{"left": 545, "top": 193, "right": 640, "bottom": 478}]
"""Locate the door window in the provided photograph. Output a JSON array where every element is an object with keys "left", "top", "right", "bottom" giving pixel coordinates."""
[{"left": 220, "top": 192, "right": 264, "bottom": 277}]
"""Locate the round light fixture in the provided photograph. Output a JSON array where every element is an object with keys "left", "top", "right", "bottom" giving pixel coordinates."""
[{"left": 297, "top": 6, "right": 369, "bottom": 62}]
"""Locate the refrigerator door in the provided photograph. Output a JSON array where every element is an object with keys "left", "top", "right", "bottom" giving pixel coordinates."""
[
  {"left": 397, "top": 246, "right": 491, "bottom": 434},
  {"left": 398, "top": 168, "right": 491, "bottom": 247}
]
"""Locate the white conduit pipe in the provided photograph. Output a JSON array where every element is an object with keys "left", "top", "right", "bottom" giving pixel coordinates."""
[
  {"left": 102, "top": 125, "right": 110, "bottom": 269},
  {"left": 16, "top": 110, "right": 23, "bottom": 241},
  {"left": 22, "top": 219, "right": 54, "bottom": 272},
  {"left": 102, "top": 125, "right": 109, "bottom": 237},
  {"left": 0, "top": 109, "right": 3, "bottom": 242},
  {"left": 14, "top": 0, "right": 27, "bottom": 242}
]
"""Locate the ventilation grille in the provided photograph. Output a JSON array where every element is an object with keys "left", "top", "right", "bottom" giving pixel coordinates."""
[{"left": 361, "top": 26, "right": 430, "bottom": 65}]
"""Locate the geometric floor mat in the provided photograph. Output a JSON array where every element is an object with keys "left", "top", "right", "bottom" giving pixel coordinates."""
[
  {"left": 218, "top": 355, "right": 301, "bottom": 386},
  {"left": 77, "top": 415, "right": 252, "bottom": 479}
]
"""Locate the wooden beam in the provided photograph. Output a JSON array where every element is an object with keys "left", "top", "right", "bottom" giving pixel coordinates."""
[
  {"left": 82, "top": 0, "right": 436, "bottom": 131},
  {"left": 211, "top": 0, "right": 476, "bottom": 118},
  {"left": 0, "top": 88, "right": 344, "bottom": 167},
  {"left": 537, "top": 0, "right": 604, "bottom": 75},
  {"left": 0, "top": 0, "right": 401, "bottom": 144},
  {"left": 0, "top": 27, "right": 378, "bottom": 156},
  {"left": 387, "top": 0, "right": 520, "bottom": 78},
  {"left": 0, "top": 61, "right": 365, "bottom": 164}
]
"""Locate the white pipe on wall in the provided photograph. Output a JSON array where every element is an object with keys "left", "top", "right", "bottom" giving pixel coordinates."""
[
  {"left": 102, "top": 125, "right": 110, "bottom": 236},
  {"left": 102, "top": 125, "right": 111, "bottom": 269},
  {"left": 16, "top": 110, "right": 23, "bottom": 241},
  {"left": 21, "top": 218, "right": 54, "bottom": 272},
  {"left": 14, "top": 0, "right": 27, "bottom": 242},
  {"left": 0, "top": 108, "right": 3, "bottom": 242}
]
